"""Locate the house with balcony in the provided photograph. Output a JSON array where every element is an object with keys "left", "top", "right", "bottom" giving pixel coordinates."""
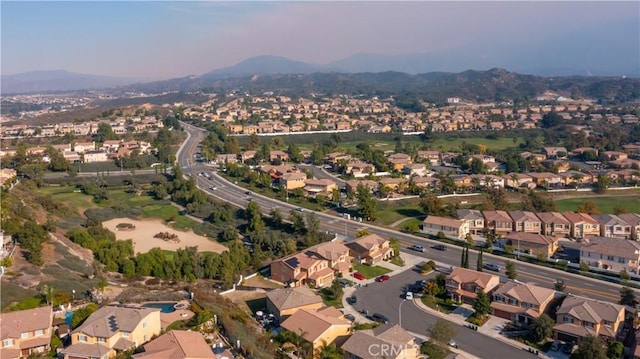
[
  {"left": 0, "top": 306, "right": 53, "bottom": 359},
  {"left": 592, "top": 214, "right": 632, "bottom": 239},
  {"left": 561, "top": 212, "right": 600, "bottom": 239},
  {"left": 618, "top": 213, "right": 640, "bottom": 240},
  {"left": 61, "top": 306, "right": 161, "bottom": 359},
  {"left": 509, "top": 211, "right": 542, "bottom": 234},
  {"left": 345, "top": 233, "right": 393, "bottom": 265},
  {"left": 553, "top": 295, "right": 625, "bottom": 344},
  {"left": 214, "top": 153, "right": 238, "bottom": 165},
  {"left": 304, "top": 179, "right": 337, "bottom": 197},
  {"left": 422, "top": 215, "right": 469, "bottom": 241},
  {"left": 270, "top": 240, "right": 352, "bottom": 288},
  {"left": 280, "top": 172, "right": 308, "bottom": 190},
  {"left": 483, "top": 210, "right": 514, "bottom": 236},
  {"left": 445, "top": 267, "right": 500, "bottom": 305},
  {"left": 83, "top": 150, "right": 109, "bottom": 163},
  {"left": 417, "top": 150, "right": 441, "bottom": 165},
  {"left": 491, "top": 282, "right": 560, "bottom": 327},
  {"left": 265, "top": 286, "right": 324, "bottom": 321},
  {"left": 341, "top": 324, "right": 418, "bottom": 359},
  {"left": 527, "top": 172, "right": 564, "bottom": 188},
  {"left": 456, "top": 209, "right": 485, "bottom": 235},
  {"left": 580, "top": 236, "right": 640, "bottom": 274},
  {"left": 280, "top": 307, "right": 351, "bottom": 358},
  {"left": 502, "top": 232, "right": 559, "bottom": 259},
  {"left": 536, "top": 212, "right": 571, "bottom": 237}
]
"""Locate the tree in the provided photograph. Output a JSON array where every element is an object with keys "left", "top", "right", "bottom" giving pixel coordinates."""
[
  {"left": 96, "top": 277, "right": 107, "bottom": 294},
  {"left": 290, "top": 210, "right": 306, "bottom": 235},
  {"left": 620, "top": 269, "right": 631, "bottom": 281},
  {"left": 576, "top": 201, "right": 601, "bottom": 214},
  {"left": 419, "top": 193, "right": 445, "bottom": 216},
  {"left": 318, "top": 342, "right": 343, "bottom": 359},
  {"left": 473, "top": 289, "right": 491, "bottom": 317},
  {"left": 554, "top": 279, "right": 566, "bottom": 292},
  {"left": 428, "top": 319, "right": 456, "bottom": 347},
  {"left": 595, "top": 175, "right": 610, "bottom": 194},
  {"left": 356, "top": 184, "right": 377, "bottom": 221},
  {"left": 476, "top": 248, "right": 484, "bottom": 272},
  {"left": 269, "top": 207, "right": 283, "bottom": 227},
  {"left": 620, "top": 286, "right": 636, "bottom": 306},
  {"left": 607, "top": 341, "right": 624, "bottom": 359},
  {"left": 505, "top": 261, "right": 517, "bottom": 280},
  {"left": 530, "top": 313, "right": 555, "bottom": 342},
  {"left": 541, "top": 112, "right": 563, "bottom": 128},
  {"left": 485, "top": 187, "right": 509, "bottom": 210},
  {"left": 389, "top": 238, "right": 400, "bottom": 258},
  {"left": 465, "top": 233, "right": 474, "bottom": 246},
  {"left": 71, "top": 303, "right": 99, "bottom": 328},
  {"left": 573, "top": 335, "right": 606, "bottom": 359},
  {"left": 613, "top": 205, "right": 628, "bottom": 215}
]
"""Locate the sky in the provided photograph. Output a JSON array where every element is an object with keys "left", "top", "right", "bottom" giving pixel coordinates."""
[{"left": 1, "top": 1, "right": 639, "bottom": 79}]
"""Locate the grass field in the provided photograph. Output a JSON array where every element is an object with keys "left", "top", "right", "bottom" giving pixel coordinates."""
[
  {"left": 140, "top": 205, "right": 198, "bottom": 230},
  {"left": 353, "top": 264, "right": 391, "bottom": 279},
  {"left": 554, "top": 195, "right": 640, "bottom": 214},
  {"left": 374, "top": 200, "right": 423, "bottom": 226},
  {"left": 0, "top": 282, "right": 38, "bottom": 310}
]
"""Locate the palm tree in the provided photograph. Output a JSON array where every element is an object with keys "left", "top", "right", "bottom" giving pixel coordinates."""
[
  {"left": 42, "top": 285, "right": 55, "bottom": 306},
  {"left": 318, "top": 341, "right": 343, "bottom": 359},
  {"left": 96, "top": 277, "right": 108, "bottom": 294},
  {"left": 510, "top": 173, "right": 520, "bottom": 189}
]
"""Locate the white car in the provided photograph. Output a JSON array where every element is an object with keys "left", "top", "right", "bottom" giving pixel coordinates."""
[
  {"left": 405, "top": 292, "right": 413, "bottom": 300},
  {"left": 448, "top": 339, "right": 458, "bottom": 348}
]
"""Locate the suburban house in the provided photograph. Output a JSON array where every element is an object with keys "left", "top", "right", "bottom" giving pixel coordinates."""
[
  {"left": 502, "top": 232, "right": 559, "bottom": 259},
  {"left": 341, "top": 324, "right": 419, "bottom": 359},
  {"left": 562, "top": 212, "right": 601, "bottom": 239},
  {"left": 345, "top": 179, "right": 378, "bottom": 194},
  {"left": 457, "top": 209, "right": 485, "bottom": 235},
  {"left": 270, "top": 240, "right": 352, "bottom": 288},
  {"left": 536, "top": 212, "right": 571, "bottom": 237},
  {"left": 132, "top": 330, "right": 218, "bottom": 359},
  {"left": 580, "top": 236, "right": 640, "bottom": 273},
  {"left": 0, "top": 306, "right": 53, "bottom": 359},
  {"left": 618, "top": 213, "right": 640, "bottom": 240},
  {"left": 491, "top": 281, "right": 559, "bottom": 327},
  {"left": 303, "top": 179, "right": 337, "bottom": 197},
  {"left": 504, "top": 173, "right": 535, "bottom": 189},
  {"left": 445, "top": 267, "right": 500, "bottom": 304},
  {"left": 422, "top": 215, "right": 469, "bottom": 240},
  {"left": 591, "top": 214, "right": 632, "bottom": 239},
  {"left": 61, "top": 306, "right": 161, "bottom": 359},
  {"left": 280, "top": 172, "right": 308, "bottom": 190},
  {"left": 214, "top": 153, "right": 238, "bottom": 165},
  {"left": 265, "top": 286, "right": 324, "bottom": 321},
  {"left": 345, "top": 233, "right": 393, "bottom": 265},
  {"left": 483, "top": 210, "right": 514, "bottom": 236},
  {"left": 83, "top": 150, "right": 109, "bottom": 163},
  {"left": 280, "top": 307, "right": 351, "bottom": 358},
  {"left": 508, "top": 211, "right": 542, "bottom": 234},
  {"left": 553, "top": 295, "right": 625, "bottom": 344}
]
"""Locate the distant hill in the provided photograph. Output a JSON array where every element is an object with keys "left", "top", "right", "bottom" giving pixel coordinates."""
[
  {"left": 123, "top": 69, "right": 640, "bottom": 104},
  {"left": 202, "top": 55, "right": 337, "bottom": 79},
  {"left": 0, "top": 70, "right": 139, "bottom": 95}
]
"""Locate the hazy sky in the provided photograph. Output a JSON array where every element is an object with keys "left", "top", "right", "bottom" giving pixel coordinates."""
[{"left": 2, "top": 1, "right": 638, "bottom": 79}]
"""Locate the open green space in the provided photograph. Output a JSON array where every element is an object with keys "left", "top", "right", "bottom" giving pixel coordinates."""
[
  {"left": 0, "top": 282, "right": 38, "bottom": 310},
  {"left": 421, "top": 294, "right": 458, "bottom": 314},
  {"left": 374, "top": 200, "right": 423, "bottom": 226},
  {"left": 352, "top": 264, "right": 391, "bottom": 279},
  {"left": 554, "top": 195, "right": 640, "bottom": 214},
  {"left": 140, "top": 205, "right": 198, "bottom": 230},
  {"left": 319, "top": 288, "right": 344, "bottom": 308}
]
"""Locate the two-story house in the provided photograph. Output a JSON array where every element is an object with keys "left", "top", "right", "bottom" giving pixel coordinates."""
[
  {"left": 554, "top": 295, "right": 625, "bottom": 344},
  {"left": 491, "top": 282, "right": 559, "bottom": 327},
  {"left": 345, "top": 234, "right": 393, "bottom": 265},
  {"left": 133, "top": 330, "right": 218, "bottom": 359},
  {"left": 280, "top": 307, "right": 351, "bottom": 358},
  {"left": 0, "top": 306, "right": 53, "bottom": 359},
  {"left": 580, "top": 236, "right": 640, "bottom": 274},
  {"left": 483, "top": 210, "right": 514, "bottom": 236},
  {"left": 502, "top": 232, "right": 559, "bottom": 259},
  {"left": 456, "top": 209, "right": 485, "bottom": 235},
  {"left": 619, "top": 213, "right": 640, "bottom": 240},
  {"left": 536, "top": 212, "right": 571, "bottom": 238},
  {"left": 592, "top": 214, "right": 632, "bottom": 239},
  {"left": 270, "top": 240, "right": 352, "bottom": 288},
  {"left": 61, "top": 306, "right": 161, "bottom": 359},
  {"left": 422, "top": 215, "right": 469, "bottom": 241},
  {"left": 562, "top": 212, "right": 601, "bottom": 239},
  {"left": 509, "top": 211, "right": 542, "bottom": 234},
  {"left": 265, "top": 286, "right": 324, "bottom": 321},
  {"left": 341, "top": 324, "right": 419, "bottom": 359},
  {"left": 304, "top": 179, "right": 337, "bottom": 197},
  {"left": 280, "top": 172, "right": 308, "bottom": 190},
  {"left": 445, "top": 267, "right": 500, "bottom": 304}
]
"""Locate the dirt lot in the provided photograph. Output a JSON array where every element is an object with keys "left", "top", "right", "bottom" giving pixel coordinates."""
[{"left": 103, "top": 218, "right": 227, "bottom": 254}]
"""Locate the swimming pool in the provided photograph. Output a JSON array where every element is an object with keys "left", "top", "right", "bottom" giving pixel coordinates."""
[{"left": 141, "top": 302, "right": 177, "bottom": 313}]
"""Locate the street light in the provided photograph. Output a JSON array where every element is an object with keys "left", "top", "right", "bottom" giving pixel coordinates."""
[{"left": 72, "top": 289, "right": 76, "bottom": 302}]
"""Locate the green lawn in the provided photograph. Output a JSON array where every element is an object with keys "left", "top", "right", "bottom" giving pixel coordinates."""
[
  {"left": 421, "top": 295, "right": 457, "bottom": 314},
  {"left": 353, "top": 264, "right": 391, "bottom": 279},
  {"left": 319, "top": 288, "right": 344, "bottom": 308},
  {"left": 429, "top": 137, "right": 520, "bottom": 151},
  {"left": 374, "top": 200, "right": 423, "bottom": 226},
  {"left": 140, "top": 205, "right": 198, "bottom": 230},
  {"left": 554, "top": 195, "right": 640, "bottom": 214},
  {"left": 0, "top": 282, "right": 38, "bottom": 310}
]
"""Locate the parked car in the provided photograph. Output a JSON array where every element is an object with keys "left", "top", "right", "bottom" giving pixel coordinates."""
[
  {"left": 344, "top": 314, "right": 355, "bottom": 322},
  {"left": 353, "top": 272, "right": 366, "bottom": 280},
  {"left": 375, "top": 275, "right": 390, "bottom": 282},
  {"left": 296, "top": 207, "right": 305, "bottom": 212},
  {"left": 338, "top": 278, "right": 351, "bottom": 288},
  {"left": 550, "top": 341, "right": 562, "bottom": 351},
  {"left": 372, "top": 313, "right": 390, "bottom": 324},
  {"left": 483, "top": 263, "right": 500, "bottom": 272},
  {"left": 448, "top": 339, "right": 458, "bottom": 348},
  {"left": 405, "top": 292, "right": 413, "bottom": 300},
  {"left": 432, "top": 244, "right": 447, "bottom": 251},
  {"left": 562, "top": 343, "right": 577, "bottom": 354},
  {"left": 408, "top": 244, "right": 425, "bottom": 252},
  {"left": 346, "top": 295, "right": 357, "bottom": 304}
]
